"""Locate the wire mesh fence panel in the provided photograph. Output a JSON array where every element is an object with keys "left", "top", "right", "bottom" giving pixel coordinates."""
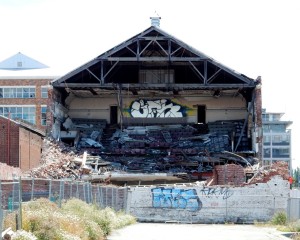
[
  {"left": 1, "top": 181, "right": 21, "bottom": 211},
  {"left": 0, "top": 178, "right": 128, "bottom": 210}
]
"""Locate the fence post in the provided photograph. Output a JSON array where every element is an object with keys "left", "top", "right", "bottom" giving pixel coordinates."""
[
  {"left": 70, "top": 182, "right": 73, "bottom": 199},
  {"left": 124, "top": 187, "right": 128, "bottom": 212},
  {"left": 100, "top": 187, "right": 104, "bottom": 208},
  {"left": 11, "top": 181, "right": 15, "bottom": 211},
  {"left": 0, "top": 189, "right": 3, "bottom": 240},
  {"left": 111, "top": 188, "right": 115, "bottom": 209},
  {"left": 96, "top": 186, "right": 100, "bottom": 207},
  {"left": 87, "top": 183, "right": 90, "bottom": 203},
  {"left": 125, "top": 187, "right": 132, "bottom": 214},
  {"left": 105, "top": 187, "right": 108, "bottom": 207},
  {"left": 83, "top": 183, "right": 86, "bottom": 203},
  {"left": 48, "top": 179, "right": 52, "bottom": 201},
  {"left": 62, "top": 180, "right": 65, "bottom": 201},
  {"left": 76, "top": 181, "right": 79, "bottom": 199},
  {"left": 18, "top": 177, "right": 22, "bottom": 230},
  {"left": 90, "top": 183, "right": 93, "bottom": 204},
  {"left": 116, "top": 188, "right": 119, "bottom": 211},
  {"left": 58, "top": 180, "right": 63, "bottom": 208},
  {"left": 31, "top": 178, "right": 34, "bottom": 200}
]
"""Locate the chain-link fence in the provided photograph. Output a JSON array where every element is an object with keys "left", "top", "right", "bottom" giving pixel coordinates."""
[{"left": 0, "top": 177, "right": 128, "bottom": 237}]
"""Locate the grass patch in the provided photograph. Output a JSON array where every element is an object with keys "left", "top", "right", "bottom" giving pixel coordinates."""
[
  {"left": 254, "top": 212, "right": 300, "bottom": 239},
  {"left": 4, "top": 198, "right": 136, "bottom": 240}
]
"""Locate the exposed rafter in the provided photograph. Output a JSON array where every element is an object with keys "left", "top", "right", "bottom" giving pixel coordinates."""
[{"left": 52, "top": 26, "right": 255, "bottom": 91}]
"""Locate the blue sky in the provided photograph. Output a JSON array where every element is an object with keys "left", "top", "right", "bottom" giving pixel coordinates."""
[{"left": 0, "top": 0, "right": 299, "bottom": 167}]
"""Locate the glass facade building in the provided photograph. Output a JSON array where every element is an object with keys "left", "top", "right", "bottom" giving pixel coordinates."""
[{"left": 262, "top": 109, "right": 292, "bottom": 172}]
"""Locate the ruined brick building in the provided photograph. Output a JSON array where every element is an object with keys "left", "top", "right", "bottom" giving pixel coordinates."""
[
  {"left": 0, "top": 116, "right": 45, "bottom": 171},
  {"left": 48, "top": 20, "right": 263, "bottom": 184}
]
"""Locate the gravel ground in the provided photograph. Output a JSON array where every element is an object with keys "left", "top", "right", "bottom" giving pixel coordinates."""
[{"left": 107, "top": 222, "right": 291, "bottom": 240}]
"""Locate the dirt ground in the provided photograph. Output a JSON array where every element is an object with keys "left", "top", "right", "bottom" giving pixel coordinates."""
[{"left": 107, "top": 222, "right": 291, "bottom": 240}]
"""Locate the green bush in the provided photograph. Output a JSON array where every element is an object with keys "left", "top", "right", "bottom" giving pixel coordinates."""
[{"left": 271, "top": 211, "right": 287, "bottom": 225}]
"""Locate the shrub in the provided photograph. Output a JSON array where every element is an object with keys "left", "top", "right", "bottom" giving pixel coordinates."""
[
  {"left": 4, "top": 198, "right": 135, "bottom": 240},
  {"left": 271, "top": 211, "right": 287, "bottom": 225}
]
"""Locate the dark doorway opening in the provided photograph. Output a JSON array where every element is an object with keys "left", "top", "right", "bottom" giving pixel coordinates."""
[
  {"left": 197, "top": 105, "right": 206, "bottom": 124},
  {"left": 110, "top": 106, "right": 118, "bottom": 125}
]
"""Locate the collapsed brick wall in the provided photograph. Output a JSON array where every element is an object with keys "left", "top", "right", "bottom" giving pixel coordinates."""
[
  {"left": 247, "top": 161, "right": 290, "bottom": 184},
  {"left": 212, "top": 164, "right": 245, "bottom": 186}
]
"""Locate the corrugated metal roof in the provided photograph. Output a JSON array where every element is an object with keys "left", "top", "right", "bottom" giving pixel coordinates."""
[{"left": 0, "top": 52, "right": 48, "bottom": 70}]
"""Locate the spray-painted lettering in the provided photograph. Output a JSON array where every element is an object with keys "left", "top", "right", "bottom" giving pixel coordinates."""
[
  {"left": 130, "top": 99, "right": 184, "bottom": 118},
  {"left": 152, "top": 187, "right": 202, "bottom": 211},
  {"left": 200, "top": 187, "right": 233, "bottom": 200}
]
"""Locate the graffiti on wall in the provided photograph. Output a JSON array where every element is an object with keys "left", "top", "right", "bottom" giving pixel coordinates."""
[
  {"left": 199, "top": 187, "right": 233, "bottom": 200},
  {"left": 152, "top": 187, "right": 202, "bottom": 211},
  {"left": 130, "top": 99, "right": 185, "bottom": 118}
]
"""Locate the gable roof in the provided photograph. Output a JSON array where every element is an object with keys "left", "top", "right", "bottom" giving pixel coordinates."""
[
  {"left": 0, "top": 115, "right": 45, "bottom": 136},
  {"left": 52, "top": 26, "right": 255, "bottom": 88},
  {"left": 0, "top": 52, "right": 48, "bottom": 70}
]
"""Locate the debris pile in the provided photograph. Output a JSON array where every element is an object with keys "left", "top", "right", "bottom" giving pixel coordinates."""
[
  {"left": 27, "top": 139, "right": 80, "bottom": 179},
  {"left": 246, "top": 161, "right": 290, "bottom": 184},
  {"left": 25, "top": 119, "right": 261, "bottom": 184},
  {"left": 27, "top": 140, "right": 112, "bottom": 181}
]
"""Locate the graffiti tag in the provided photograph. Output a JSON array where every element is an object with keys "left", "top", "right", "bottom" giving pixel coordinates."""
[
  {"left": 152, "top": 187, "right": 202, "bottom": 211},
  {"left": 199, "top": 187, "right": 233, "bottom": 200},
  {"left": 130, "top": 99, "right": 184, "bottom": 118}
]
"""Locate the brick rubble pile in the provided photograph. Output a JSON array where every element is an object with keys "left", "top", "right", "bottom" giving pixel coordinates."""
[
  {"left": 247, "top": 161, "right": 290, "bottom": 184},
  {"left": 25, "top": 139, "right": 82, "bottom": 179}
]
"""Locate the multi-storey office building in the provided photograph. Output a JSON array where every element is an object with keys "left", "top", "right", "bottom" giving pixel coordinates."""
[
  {"left": 262, "top": 108, "right": 292, "bottom": 172},
  {"left": 0, "top": 52, "right": 57, "bottom": 132},
  {"left": 0, "top": 76, "right": 55, "bottom": 132}
]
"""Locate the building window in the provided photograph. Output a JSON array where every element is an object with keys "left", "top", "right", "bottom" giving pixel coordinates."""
[
  {"left": 0, "top": 106, "right": 36, "bottom": 124},
  {"left": 262, "top": 125, "right": 270, "bottom": 133},
  {"left": 272, "top": 148, "right": 290, "bottom": 158},
  {"left": 139, "top": 69, "right": 174, "bottom": 84},
  {"left": 263, "top": 136, "right": 271, "bottom": 146},
  {"left": 0, "top": 87, "right": 36, "bottom": 98},
  {"left": 269, "top": 124, "right": 285, "bottom": 132},
  {"left": 272, "top": 135, "right": 290, "bottom": 146},
  {"left": 41, "top": 86, "right": 48, "bottom": 98},
  {"left": 41, "top": 106, "right": 47, "bottom": 126},
  {"left": 263, "top": 148, "right": 271, "bottom": 158}
]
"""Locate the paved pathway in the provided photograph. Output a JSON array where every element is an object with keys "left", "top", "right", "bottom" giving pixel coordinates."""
[{"left": 108, "top": 223, "right": 291, "bottom": 240}]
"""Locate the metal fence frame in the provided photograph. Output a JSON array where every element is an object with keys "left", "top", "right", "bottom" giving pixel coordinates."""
[{"left": 0, "top": 177, "right": 127, "bottom": 238}]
